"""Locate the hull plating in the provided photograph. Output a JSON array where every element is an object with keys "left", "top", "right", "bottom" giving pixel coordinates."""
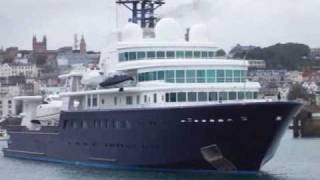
[{"left": 3, "top": 101, "right": 302, "bottom": 172}]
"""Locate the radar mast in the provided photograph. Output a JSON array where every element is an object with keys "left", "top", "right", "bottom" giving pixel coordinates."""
[{"left": 116, "top": 0, "right": 165, "bottom": 29}]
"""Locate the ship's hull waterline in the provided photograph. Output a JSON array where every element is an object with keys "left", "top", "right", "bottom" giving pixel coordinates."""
[{"left": 3, "top": 101, "right": 302, "bottom": 172}]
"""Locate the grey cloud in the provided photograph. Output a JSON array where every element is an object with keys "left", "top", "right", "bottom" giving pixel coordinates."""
[{"left": 0, "top": 0, "right": 319, "bottom": 51}]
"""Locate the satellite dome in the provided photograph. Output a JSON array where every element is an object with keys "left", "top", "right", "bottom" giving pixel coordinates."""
[
  {"left": 189, "top": 24, "right": 210, "bottom": 42},
  {"left": 121, "top": 23, "right": 143, "bottom": 42},
  {"left": 155, "top": 18, "right": 184, "bottom": 41}
]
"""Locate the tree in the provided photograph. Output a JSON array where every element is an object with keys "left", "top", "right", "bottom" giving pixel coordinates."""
[
  {"left": 288, "top": 83, "right": 309, "bottom": 101},
  {"left": 229, "top": 43, "right": 311, "bottom": 70},
  {"left": 216, "top": 49, "right": 226, "bottom": 57}
]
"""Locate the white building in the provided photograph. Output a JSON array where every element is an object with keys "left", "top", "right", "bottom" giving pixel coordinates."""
[
  {"left": 302, "top": 81, "right": 318, "bottom": 94},
  {"left": 286, "top": 71, "right": 303, "bottom": 84},
  {"left": 247, "top": 60, "right": 266, "bottom": 69},
  {"left": 0, "top": 63, "right": 38, "bottom": 78},
  {"left": 0, "top": 85, "right": 21, "bottom": 117}
]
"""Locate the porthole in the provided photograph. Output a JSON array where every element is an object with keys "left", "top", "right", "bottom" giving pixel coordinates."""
[
  {"left": 181, "top": 120, "right": 186, "bottom": 123},
  {"left": 209, "top": 119, "right": 215, "bottom": 123},
  {"left": 276, "top": 116, "right": 282, "bottom": 121},
  {"left": 241, "top": 116, "right": 248, "bottom": 121},
  {"left": 194, "top": 120, "right": 199, "bottom": 123},
  {"left": 201, "top": 119, "right": 207, "bottom": 123},
  {"left": 218, "top": 119, "right": 224, "bottom": 123},
  {"left": 227, "top": 118, "right": 233, "bottom": 122}
]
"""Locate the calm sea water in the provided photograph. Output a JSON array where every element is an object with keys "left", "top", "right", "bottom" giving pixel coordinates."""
[{"left": 0, "top": 131, "right": 320, "bottom": 180}]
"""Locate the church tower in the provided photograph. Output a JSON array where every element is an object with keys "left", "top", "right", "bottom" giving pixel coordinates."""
[
  {"left": 32, "top": 35, "right": 47, "bottom": 53},
  {"left": 80, "top": 35, "right": 86, "bottom": 54}
]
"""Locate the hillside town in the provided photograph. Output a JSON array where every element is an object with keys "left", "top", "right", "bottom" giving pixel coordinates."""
[
  {"left": 0, "top": 35, "right": 100, "bottom": 118},
  {"left": 0, "top": 37, "right": 320, "bottom": 121}
]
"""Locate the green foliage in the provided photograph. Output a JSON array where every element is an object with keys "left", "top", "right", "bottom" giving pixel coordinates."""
[
  {"left": 216, "top": 49, "right": 226, "bottom": 57},
  {"left": 288, "top": 83, "right": 309, "bottom": 101},
  {"left": 232, "top": 43, "right": 311, "bottom": 70}
]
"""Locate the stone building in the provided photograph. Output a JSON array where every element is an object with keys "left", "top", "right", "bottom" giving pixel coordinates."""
[
  {"left": 80, "top": 35, "right": 87, "bottom": 54},
  {"left": 32, "top": 35, "right": 47, "bottom": 53}
]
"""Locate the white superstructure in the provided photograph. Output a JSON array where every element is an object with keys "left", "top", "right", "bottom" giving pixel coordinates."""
[{"left": 59, "top": 18, "right": 261, "bottom": 112}]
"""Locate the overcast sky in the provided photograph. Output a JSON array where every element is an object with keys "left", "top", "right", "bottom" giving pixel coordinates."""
[{"left": 0, "top": 0, "right": 319, "bottom": 51}]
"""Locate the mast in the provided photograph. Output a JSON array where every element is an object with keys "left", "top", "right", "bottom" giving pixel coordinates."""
[{"left": 116, "top": 0, "right": 165, "bottom": 29}]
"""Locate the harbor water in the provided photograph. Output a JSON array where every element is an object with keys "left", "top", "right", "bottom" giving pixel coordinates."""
[{"left": 0, "top": 131, "right": 319, "bottom": 180}]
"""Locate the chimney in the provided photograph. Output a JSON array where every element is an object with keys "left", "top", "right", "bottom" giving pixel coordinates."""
[{"left": 185, "top": 28, "right": 190, "bottom": 42}]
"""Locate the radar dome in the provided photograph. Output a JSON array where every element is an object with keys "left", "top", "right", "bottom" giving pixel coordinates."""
[
  {"left": 155, "top": 18, "right": 184, "bottom": 41},
  {"left": 121, "top": 23, "right": 143, "bottom": 42},
  {"left": 189, "top": 24, "right": 210, "bottom": 42}
]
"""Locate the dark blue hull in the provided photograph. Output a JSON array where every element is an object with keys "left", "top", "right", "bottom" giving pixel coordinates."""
[{"left": 3, "top": 101, "right": 302, "bottom": 172}]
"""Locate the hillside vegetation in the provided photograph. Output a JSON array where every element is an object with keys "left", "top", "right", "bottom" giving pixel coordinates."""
[{"left": 231, "top": 43, "right": 311, "bottom": 70}]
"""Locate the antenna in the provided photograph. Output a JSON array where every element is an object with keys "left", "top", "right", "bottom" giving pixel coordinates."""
[
  {"left": 116, "top": 0, "right": 165, "bottom": 28},
  {"left": 74, "top": 34, "right": 79, "bottom": 50}
]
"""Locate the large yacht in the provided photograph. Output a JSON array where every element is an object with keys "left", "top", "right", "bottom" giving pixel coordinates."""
[{"left": 2, "top": 0, "right": 302, "bottom": 172}]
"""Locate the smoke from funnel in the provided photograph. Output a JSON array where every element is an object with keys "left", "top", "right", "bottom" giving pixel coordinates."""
[
  {"left": 193, "top": 0, "right": 200, "bottom": 10},
  {"left": 160, "top": 0, "right": 214, "bottom": 27}
]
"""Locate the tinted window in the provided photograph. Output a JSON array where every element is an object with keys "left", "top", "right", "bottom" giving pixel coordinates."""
[
  {"left": 207, "top": 70, "right": 216, "bottom": 82},
  {"left": 129, "top": 52, "right": 137, "bottom": 60},
  {"left": 166, "top": 51, "right": 175, "bottom": 58},
  {"left": 194, "top": 51, "right": 201, "bottom": 58},
  {"left": 137, "top": 51, "right": 146, "bottom": 59},
  {"left": 186, "top": 70, "right": 196, "bottom": 83},
  {"left": 246, "top": 92, "right": 253, "bottom": 99},
  {"left": 238, "top": 92, "right": 245, "bottom": 100},
  {"left": 147, "top": 51, "right": 155, "bottom": 59},
  {"left": 87, "top": 96, "right": 91, "bottom": 107},
  {"left": 229, "top": 92, "right": 237, "bottom": 100},
  {"left": 209, "top": 92, "right": 218, "bottom": 101},
  {"left": 219, "top": 92, "right": 228, "bottom": 100},
  {"left": 208, "top": 51, "right": 214, "bottom": 58},
  {"left": 158, "top": 71, "right": 165, "bottom": 80},
  {"left": 166, "top": 70, "right": 175, "bottom": 83},
  {"left": 188, "top": 92, "right": 197, "bottom": 102},
  {"left": 234, "top": 70, "right": 241, "bottom": 82},
  {"left": 170, "top": 93, "right": 177, "bottom": 102},
  {"left": 201, "top": 51, "right": 208, "bottom": 58},
  {"left": 119, "top": 53, "right": 126, "bottom": 62},
  {"left": 185, "top": 51, "right": 193, "bottom": 58},
  {"left": 217, "top": 70, "right": 225, "bottom": 82},
  {"left": 177, "top": 92, "right": 187, "bottom": 102},
  {"left": 136, "top": 96, "right": 140, "bottom": 104},
  {"left": 124, "top": 52, "right": 129, "bottom": 61},
  {"left": 176, "top": 51, "right": 185, "bottom": 58},
  {"left": 126, "top": 96, "right": 133, "bottom": 105},
  {"left": 157, "top": 51, "right": 165, "bottom": 59},
  {"left": 198, "top": 92, "right": 208, "bottom": 102},
  {"left": 165, "top": 93, "right": 170, "bottom": 102},
  {"left": 176, "top": 70, "right": 185, "bottom": 83},
  {"left": 153, "top": 94, "right": 157, "bottom": 103},
  {"left": 226, "top": 70, "right": 233, "bottom": 82},
  {"left": 92, "top": 95, "right": 98, "bottom": 107},
  {"left": 197, "top": 70, "right": 206, "bottom": 83}
]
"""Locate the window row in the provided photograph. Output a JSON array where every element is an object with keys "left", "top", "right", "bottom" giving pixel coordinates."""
[
  {"left": 165, "top": 91, "right": 258, "bottom": 103},
  {"left": 64, "top": 119, "right": 131, "bottom": 129},
  {"left": 119, "top": 50, "right": 217, "bottom": 62},
  {"left": 138, "top": 69, "right": 247, "bottom": 83}
]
